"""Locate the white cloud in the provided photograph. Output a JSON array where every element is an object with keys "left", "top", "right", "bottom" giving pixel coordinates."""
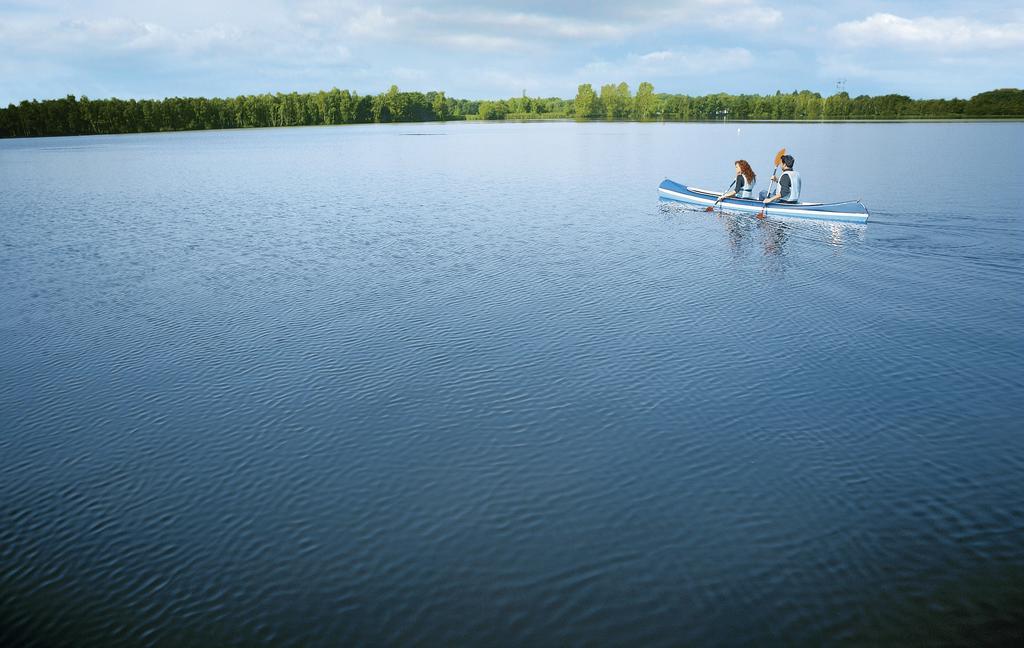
[
  {"left": 833, "top": 13, "right": 1024, "bottom": 50},
  {"left": 444, "top": 10, "right": 627, "bottom": 40},
  {"left": 630, "top": 0, "right": 780, "bottom": 29},
  {"left": 580, "top": 47, "right": 755, "bottom": 82},
  {"left": 344, "top": 5, "right": 398, "bottom": 36},
  {"left": 287, "top": 1, "right": 778, "bottom": 51},
  {"left": 432, "top": 34, "right": 532, "bottom": 52},
  {"left": 3, "top": 16, "right": 245, "bottom": 55},
  {"left": 391, "top": 66, "right": 428, "bottom": 82}
]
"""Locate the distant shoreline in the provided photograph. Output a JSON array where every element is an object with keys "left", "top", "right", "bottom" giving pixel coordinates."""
[{"left": 2, "top": 84, "right": 1021, "bottom": 138}]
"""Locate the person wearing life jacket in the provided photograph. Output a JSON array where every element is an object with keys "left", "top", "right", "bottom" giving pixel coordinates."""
[
  {"left": 763, "top": 154, "right": 802, "bottom": 205},
  {"left": 715, "top": 160, "right": 757, "bottom": 204}
]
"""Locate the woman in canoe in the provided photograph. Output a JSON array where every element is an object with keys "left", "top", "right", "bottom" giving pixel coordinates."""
[{"left": 715, "top": 160, "right": 757, "bottom": 205}]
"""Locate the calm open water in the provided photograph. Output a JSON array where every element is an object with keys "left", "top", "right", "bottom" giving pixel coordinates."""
[{"left": 1, "top": 121, "right": 1022, "bottom": 645}]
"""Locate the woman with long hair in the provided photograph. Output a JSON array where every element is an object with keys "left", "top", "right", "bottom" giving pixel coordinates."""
[{"left": 716, "top": 160, "right": 757, "bottom": 204}]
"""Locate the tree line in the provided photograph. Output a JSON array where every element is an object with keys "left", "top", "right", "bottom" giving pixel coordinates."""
[
  {"left": 1, "top": 84, "right": 1021, "bottom": 138},
  {"left": 569, "top": 84, "right": 1024, "bottom": 121}
]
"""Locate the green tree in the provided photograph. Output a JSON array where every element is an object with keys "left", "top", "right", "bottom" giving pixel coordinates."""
[
  {"left": 599, "top": 82, "right": 631, "bottom": 119},
  {"left": 574, "top": 83, "right": 599, "bottom": 118},
  {"left": 431, "top": 91, "right": 447, "bottom": 120},
  {"left": 824, "top": 91, "right": 850, "bottom": 119},
  {"left": 371, "top": 87, "right": 393, "bottom": 122},
  {"left": 966, "top": 88, "right": 1024, "bottom": 116},
  {"left": 634, "top": 82, "right": 656, "bottom": 119},
  {"left": 478, "top": 100, "right": 509, "bottom": 120}
]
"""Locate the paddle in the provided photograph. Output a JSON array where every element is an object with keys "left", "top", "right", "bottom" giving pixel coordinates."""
[
  {"left": 757, "top": 147, "right": 787, "bottom": 219},
  {"left": 705, "top": 179, "right": 736, "bottom": 212}
]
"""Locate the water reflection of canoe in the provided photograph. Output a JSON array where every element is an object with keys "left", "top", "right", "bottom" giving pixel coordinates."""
[{"left": 658, "top": 178, "right": 869, "bottom": 224}]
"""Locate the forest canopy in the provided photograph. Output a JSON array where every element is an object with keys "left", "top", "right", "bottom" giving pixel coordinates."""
[{"left": 1, "top": 85, "right": 1021, "bottom": 138}]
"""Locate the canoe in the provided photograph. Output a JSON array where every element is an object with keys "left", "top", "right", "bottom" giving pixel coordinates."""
[{"left": 658, "top": 179, "right": 869, "bottom": 224}]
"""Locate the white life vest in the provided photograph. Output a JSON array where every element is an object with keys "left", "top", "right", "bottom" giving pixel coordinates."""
[
  {"left": 780, "top": 170, "right": 802, "bottom": 202},
  {"left": 737, "top": 175, "right": 756, "bottom": 198}
]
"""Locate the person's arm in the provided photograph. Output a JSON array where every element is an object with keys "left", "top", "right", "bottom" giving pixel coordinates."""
[
  {"left": 717, "top": 174, "right": 742, "bottom": 202},
  {"left": 765, "top": 175, "right": 789, "bottom": 204},
  {"left": 765, "top": 173, "right": 779, "bottom": 203}
]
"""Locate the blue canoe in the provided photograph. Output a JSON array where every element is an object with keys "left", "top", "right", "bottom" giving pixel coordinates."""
[{"left": 658, "top": 179, "right": 869, "bottom": 224}]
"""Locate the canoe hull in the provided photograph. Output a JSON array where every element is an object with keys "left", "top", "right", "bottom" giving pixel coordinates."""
[{"left": 658, "top": 179, "right": 869, "bottom": 224}]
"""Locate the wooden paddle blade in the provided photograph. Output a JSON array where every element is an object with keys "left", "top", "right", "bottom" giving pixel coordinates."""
[
  {"left": 756, "top": 210, "right": 766, "bottom": 220},
  {"left": 705, "top": 205, "right": 715, "bottom": 212},
  {"left": 773, "top": 147, "right": 786, "bottom": 166}
]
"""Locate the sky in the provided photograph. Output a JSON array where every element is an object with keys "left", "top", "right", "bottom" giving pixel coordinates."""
[{"left": 1, "top": 0, "right": 1021, "bottom": 105}]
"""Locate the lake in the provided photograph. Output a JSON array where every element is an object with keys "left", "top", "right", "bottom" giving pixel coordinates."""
[{"left": 1, "top": 121, "right": 1022, "bottom": 645}]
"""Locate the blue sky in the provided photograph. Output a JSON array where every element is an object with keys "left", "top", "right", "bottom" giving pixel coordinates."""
[{"left": 1, "top": 0, "right": 1020, "bottom": 105}]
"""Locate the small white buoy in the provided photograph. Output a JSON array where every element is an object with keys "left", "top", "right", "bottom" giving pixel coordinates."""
[{"left": 737, "top": 128, "right": 741, "bottom": 135}]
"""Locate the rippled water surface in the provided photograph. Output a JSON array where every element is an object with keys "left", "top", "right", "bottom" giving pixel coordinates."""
[{"left": 2, "top": 122, "right": 1023, "bottom": 645}]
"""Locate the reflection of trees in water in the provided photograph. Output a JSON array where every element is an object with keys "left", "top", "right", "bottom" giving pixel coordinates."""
[
  {"left": 755, "top": 220, "right": 790, "bottom": 277},
  {"left": 665, "top": 203, "right": 866, "bottom": 267},
  {"left": 719, "top": 212, "right": 867, "bottom": 260},
  {"left": 759, "top": 220, "right": 789, "bottom": 256},
  {"left": 826, "top": 223, "right": 868, "bottom": 248},
  {"left": 717, "top": 212, "right": 789, "bottom": 258},
  {"left": 719, "top": 212, "right": 753, "bottom": 256},
  {"left": 830, "top": 224, "right": 845, "bottom": 247}
]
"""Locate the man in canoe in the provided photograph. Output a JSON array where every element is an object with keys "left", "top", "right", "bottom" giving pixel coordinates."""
[{"left": 763, "top": 154, "right": 801, "bottom": 204}]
